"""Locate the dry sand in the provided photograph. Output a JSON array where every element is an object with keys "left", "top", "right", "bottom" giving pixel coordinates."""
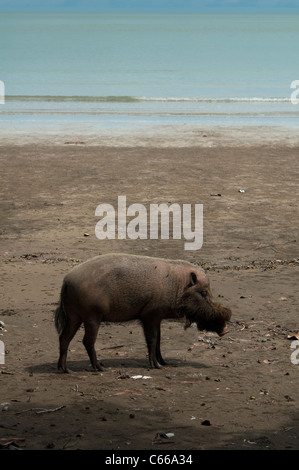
[{"left": 0, "top": 127, "right": 298, "bottom": 451}]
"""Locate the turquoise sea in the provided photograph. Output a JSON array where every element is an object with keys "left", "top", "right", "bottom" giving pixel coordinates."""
[{"left": 0, "top": 12, "right": 299, "bottom": 137}]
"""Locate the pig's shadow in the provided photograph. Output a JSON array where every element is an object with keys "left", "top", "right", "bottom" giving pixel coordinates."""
[{"left": 27, "top": 357, "right": 209, "bottom": 374}]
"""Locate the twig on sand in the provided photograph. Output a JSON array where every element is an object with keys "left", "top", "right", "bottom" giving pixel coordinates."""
[{"left": 16, "top": 405, "right": 65, "bottom": 415}]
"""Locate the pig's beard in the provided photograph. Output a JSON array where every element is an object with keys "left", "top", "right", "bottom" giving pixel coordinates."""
[{"left": 180, "top": 294, "right": 231, "bottom": 336}]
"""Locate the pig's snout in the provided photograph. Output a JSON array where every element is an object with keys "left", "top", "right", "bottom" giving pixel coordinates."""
[
  {"left": 209, "top": 304, "right": 231, "bottom": 337},
  {"left": 218, "top": 325, "right": 229, "bottom": 337}
]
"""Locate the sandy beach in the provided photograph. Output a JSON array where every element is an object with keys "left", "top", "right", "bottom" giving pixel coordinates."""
[{"left": 0, "top": 127, "right": 299, "bottom": 451}]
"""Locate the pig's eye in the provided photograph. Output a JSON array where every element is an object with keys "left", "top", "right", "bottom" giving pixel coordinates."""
[{"left": 201, "top": 290, "right": 207, "bottom": 298}]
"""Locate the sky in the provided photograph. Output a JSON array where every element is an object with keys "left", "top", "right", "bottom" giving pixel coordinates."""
[{"left": 0, "top": 0, "right": 299, "bottom": 13}]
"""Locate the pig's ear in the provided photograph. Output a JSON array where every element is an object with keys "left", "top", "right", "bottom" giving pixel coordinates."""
[
  {"left": 184, "top": 272, "right": 197, "bottom": 290},
  {"left": 190, "top": 272, "right": 197, "bottom": 285}
]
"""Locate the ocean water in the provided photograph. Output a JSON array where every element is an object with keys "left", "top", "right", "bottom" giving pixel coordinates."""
[{"left": 0, "top": 12, "right": 299, "bottom": 138}]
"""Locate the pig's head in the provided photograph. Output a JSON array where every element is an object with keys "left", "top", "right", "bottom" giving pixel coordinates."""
[{"left": 179, "top": 271, "right": 231, "bottom": 337}]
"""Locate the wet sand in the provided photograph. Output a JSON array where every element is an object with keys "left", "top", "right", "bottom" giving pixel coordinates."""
[{"left": 0, "top": 128, "right": 299, "bottom": 451}]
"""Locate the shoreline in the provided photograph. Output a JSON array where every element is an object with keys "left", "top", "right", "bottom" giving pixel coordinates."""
[{"left": 1, "top": 123, "right": 299, "bottom": 147}]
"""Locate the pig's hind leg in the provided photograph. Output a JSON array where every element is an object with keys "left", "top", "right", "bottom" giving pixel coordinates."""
[
  {"left": 58, "top": 317, "right": 82, "bottom": 373},
  {"left": 82, "top": 320, "right": 106, "bottom": 371}
]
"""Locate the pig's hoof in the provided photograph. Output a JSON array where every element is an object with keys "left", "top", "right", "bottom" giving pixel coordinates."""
[
  {"left": 90, "top": 361, "right": 107, "bottom": 372},
  {"left": 159, "top": 359, "right": 167, "bottom": 366},
  {"left": 151, "top": 361, "right": 165, "bottom": 369},
  {"left": 58, "top": 366, "right": 71, "bottom": 373},
  {"left": 57, "top": 362, "right": 71, "bottom": 373}
]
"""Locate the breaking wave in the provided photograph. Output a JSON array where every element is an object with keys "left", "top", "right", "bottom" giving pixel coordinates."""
[{"left": 5, "top": 95, "right": 291, "bottom": 103}]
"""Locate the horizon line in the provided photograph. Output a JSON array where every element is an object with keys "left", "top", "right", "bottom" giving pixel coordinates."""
[{"left": 1, "top": 9, "right": 299, "bottom": 14}]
